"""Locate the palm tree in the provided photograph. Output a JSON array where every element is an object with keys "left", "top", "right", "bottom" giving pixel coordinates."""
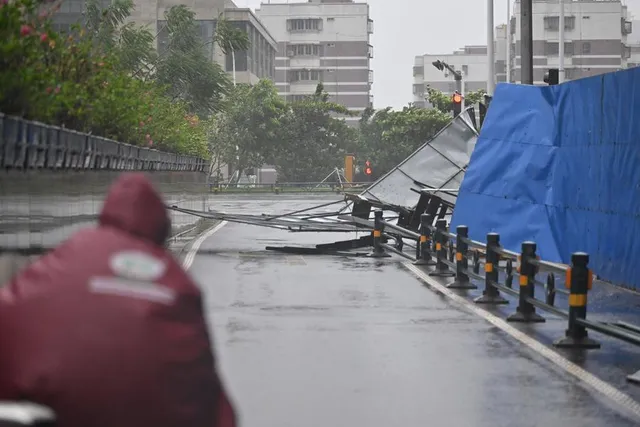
[{"left": 214, "top": 15, "right": 250, "bottom": 87}]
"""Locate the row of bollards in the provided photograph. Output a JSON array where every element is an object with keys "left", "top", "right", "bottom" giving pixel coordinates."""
[{"left": 367, "top": 210, "right": 600, "bottom": 349}]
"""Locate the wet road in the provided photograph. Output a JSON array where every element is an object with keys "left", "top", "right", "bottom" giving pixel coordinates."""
[{"left": 187, "top": 195, "right": 640, "bottom": 427}]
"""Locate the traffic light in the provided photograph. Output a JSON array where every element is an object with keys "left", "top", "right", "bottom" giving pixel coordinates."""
[
  {"left": 432, "top": 60, "right": 445, "bottom": 71},
  {"left": 452, "top": 91, "right": 463, "bottom": 117},
  {"left": 364, "top": 160, "right": 372, "bottom": 176},
  {"left": 543, "top": 68, "right": 559, "bottom": 85}
]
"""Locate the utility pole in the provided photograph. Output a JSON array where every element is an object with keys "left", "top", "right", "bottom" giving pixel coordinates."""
[
  {"left": 506, "top": 0, "right": 511, "bottom": 83},
  {"left": 487, "top": 0, "right": 495, "bottom": 94},
  {"left": 521, "top": 0, "right": 534, "bottom": 84},
  {"left": 559, "top": 0, "right": 565, "bottom": 83}
]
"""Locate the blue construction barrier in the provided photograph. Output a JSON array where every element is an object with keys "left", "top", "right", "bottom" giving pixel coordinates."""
[{"left": 452, "top": 67, "right": 640, "bottom": 290}]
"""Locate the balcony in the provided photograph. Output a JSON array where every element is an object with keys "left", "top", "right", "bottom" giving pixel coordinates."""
[
  {"left": 368, "top": 69, "right": 374, "bottom": 85},
  {"left": 369, "top": 95, "right": 374, "bottom": 108},
  {"left": 367, "top": 19, "right": 374, "bottom": 35},
  {"left": 622, "top": 19, "right": 633, "bottom": 35},
  {"left": 368, "top": 44, "right": 373, "bottom": 59}
]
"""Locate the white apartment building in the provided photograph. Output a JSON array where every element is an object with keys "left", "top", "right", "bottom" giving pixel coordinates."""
[
  {"left": 511, "top": 0, "right": 633, "bottom": 84},
  {"left": 628, "top": 20, "right": 640, "bottom": 68},
  {"left": 412, "top": 26, "right": 507, "bottom": 107},
  {"left": 256, "top": 0, "right": 374, "bottom": 124}
]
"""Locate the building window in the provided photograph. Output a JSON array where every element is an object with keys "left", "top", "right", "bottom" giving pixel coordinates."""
[
  {"left": 543, "top": 16, "right": 575, "bottom": 31},
  {"left": 413, "top": 66, "right": 424, "bottom": 76},
  {"left": 582, "top": 42, "right": 591, "bottom": 54},
  {"left": 622, "top": 43, "right": 631, "bottom": 59},
  {"left": 546, "top": 42, "right": 574, "bottom": 56},
  {"left": 367, "top": 19, "right": 374, "bottom": 34},
  {"left": 462, "top": 65, "right": 469, "bottom": 75},
  {"left": 545, "top": 42, "right": 559, "bottom": 56},
  {"left": 288, "top": 44, "right": 321, "bottom": 56},
  {"left": 290, "top": 69, "right": 322, "bottom": 82},
  {"left": 565, "top": 68, "right": 576, "bottom": 79},
  {"left": 288, "top": 95, "right": 309, "bottom": 102},
  {"left": 287, "top": 18, "right": 323, "bottom": 32}
]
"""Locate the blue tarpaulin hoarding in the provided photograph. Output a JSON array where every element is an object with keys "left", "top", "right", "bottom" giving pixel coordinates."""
[{"left": 451, "top": 67, "right": 640, "bottom": 289}]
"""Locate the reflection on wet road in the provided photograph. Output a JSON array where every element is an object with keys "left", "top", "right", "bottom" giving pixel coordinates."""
[{"left": 187, "top": 195, "right": 640, "bottom": 427}]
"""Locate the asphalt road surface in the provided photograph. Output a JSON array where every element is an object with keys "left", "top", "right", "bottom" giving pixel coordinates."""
[{"left": 185, "top": 195, "right": 640, "bottom": 427}]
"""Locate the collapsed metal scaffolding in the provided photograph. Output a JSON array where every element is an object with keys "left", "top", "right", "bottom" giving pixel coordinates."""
[{"left": 169, "top": 108, "right": 479, "bottom": 241}]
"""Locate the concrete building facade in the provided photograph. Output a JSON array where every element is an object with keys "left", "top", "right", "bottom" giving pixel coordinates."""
[
  {"left": 627, "top": 20, "right": 640, "bottom": 68},
  {"left": 511, "top": 0, "right": 633, "bottom": 84},
  {"left": 52, "top": 0, "right": 277, "bottom": 84},
  {"left": 256, "top": 0, "right": 374, "bottom": 123}
]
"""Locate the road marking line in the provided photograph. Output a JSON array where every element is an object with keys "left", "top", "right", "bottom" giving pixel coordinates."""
[
  {"left": 182, "top": 221, "right": 228, "bottom": 270},
  {"left": 403, "top": 262, "right": 640, "bottom": 420}
]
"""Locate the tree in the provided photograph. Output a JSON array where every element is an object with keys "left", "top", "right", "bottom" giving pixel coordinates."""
[
  {"left": 84, "top": 0, "right": 156, "bottom": 76},
  {"left": 425, "top": 87, "right": 487, "bottom": 115},
  {"left": 273, "top": 83, "right": 358, "bottom": 182},
  {"left": 155, "top": 5, "right": 230, "bottom": 116},
  {"left": 208, "top": 80, "right": 288, "bottom": 181},
  {"left": 358, "top": 105, "right": 451, "bottom": 177},
  {"left": 214, "top": 15, "right": 250, "bottom": 87}
]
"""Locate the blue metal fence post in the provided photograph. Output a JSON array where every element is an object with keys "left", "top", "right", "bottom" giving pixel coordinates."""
[
  {"left": 507, "top": 241, "right": 545, "bottom": 323},
  {"left": 553, "top": 252, "right": 600, "bottom": 349},
  {"left": 414, "top": 213, "right": 436, "bottom": 266},
  {"left": 474, "top": 233, "right": 508, "bottom": 304},
  {"left": 447, "top": 225, "right": 477, "bottom": 289},
  {"left": 429, "top": 219, "right": 455, "bottom": 277}
]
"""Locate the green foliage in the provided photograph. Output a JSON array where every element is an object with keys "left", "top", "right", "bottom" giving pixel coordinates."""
[
  {"left": 0, "top": 0, "right": 215, "bottom": 157},
  {"left": 0, "top": 0, "right": 463, "bottom": 174},
  {"left": 208, "top": 80, "right": 288, "bottom": 176},
  {"left": 357, "top": 105, "right": 451, "bottom": 177},
  {"left": 426, "top": 87, "right": 487, "bottom": 115},
  {"left": 214, "top": 15, "right": 250, "bottom": 54},
  {"left": 274, "top": 83, "right": 358, "bottom": 182}
]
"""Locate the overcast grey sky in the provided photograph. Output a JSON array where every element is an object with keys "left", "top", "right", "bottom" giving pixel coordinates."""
[{"left": 235, "top": 0, "right": 640, "bottom": 110}]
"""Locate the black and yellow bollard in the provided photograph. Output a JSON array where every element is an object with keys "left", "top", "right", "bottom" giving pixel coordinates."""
[
  {"left": 429, "top": 219, "right": 455, "bottom": 277},
  {"left": 414, "top": 213, "right": 436, "bottom": 266},
  {"left": 507, "top": 241, "right": 545, "bottom": 322},
  {"left": 447, "top": 225, "right": 477, "bottom": 289},
  {"left": 368, "top": 209, "right": 391, "bottom": 258},
  {"left": 553, "top": 252, "right": 600, "bottom": 349},
  {"left": 474, "top": 233, "right": 508, "bottom": 304}
]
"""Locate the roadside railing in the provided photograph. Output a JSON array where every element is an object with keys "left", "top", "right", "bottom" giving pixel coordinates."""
[
  {"left": 210, "top": 181, "right": 371, "bottom": 194},
  {"left": 356, "top": 210, "right": 640, "bottom": 382},
  {"left": 0, "top": 113, "right": 209, "bottom": 172}
]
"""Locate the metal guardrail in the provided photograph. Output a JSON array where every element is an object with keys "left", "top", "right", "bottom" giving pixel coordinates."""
[
  {"left": 354, "top": 210, "right": 640, "bottom": 384},
  {"left": 0, "top": 113, "right": 209, "bottom": 172},
  {"left": 210, "top": 181, "right": 371, "bottom": 194}
]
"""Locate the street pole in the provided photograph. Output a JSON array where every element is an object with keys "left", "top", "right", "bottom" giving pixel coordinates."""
[
  {"left": 559, "top": 0, "right": 565, "bottom": 83},
  {"left": 521, "top": 0, "right": 534, "bottom": 84},
  {"left": 506, "top": 0, "right": 511, "bottom": 83},
  {"left": 487, "top": 0, "right": 495, "bottom": 94}
]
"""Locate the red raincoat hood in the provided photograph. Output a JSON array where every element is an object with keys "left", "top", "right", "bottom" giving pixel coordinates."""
[{"left": 99, "top": 173, "right": 171, "bottom": 245}]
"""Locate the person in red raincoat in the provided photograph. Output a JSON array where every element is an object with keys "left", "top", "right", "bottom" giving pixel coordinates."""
[{"left": 0, "top": 173, "right": 237, "bottom": 427}]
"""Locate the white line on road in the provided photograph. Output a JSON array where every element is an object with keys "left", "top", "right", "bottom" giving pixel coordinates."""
[
  {"left": 403, "top": 262, "right": 640, "bottom": 421},
  {"left": 182, "top": 221, "right": 228, "bottom": 270}
]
